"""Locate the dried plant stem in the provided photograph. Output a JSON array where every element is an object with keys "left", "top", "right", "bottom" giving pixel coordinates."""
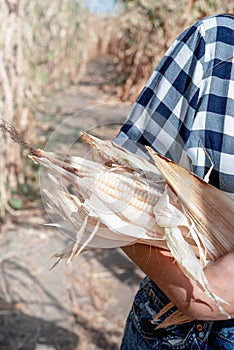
[{"left": 0, "top": 0, "right": 96, "bottom": 218}]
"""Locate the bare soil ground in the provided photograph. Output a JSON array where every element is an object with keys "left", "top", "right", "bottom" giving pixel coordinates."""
[{"left": 0, "top": 56, "right": 144, "bottom": 350}]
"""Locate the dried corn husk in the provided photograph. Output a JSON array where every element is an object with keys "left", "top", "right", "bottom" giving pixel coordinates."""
[{"left": 27, "top": 132, "right": 234, "bottom": 327}]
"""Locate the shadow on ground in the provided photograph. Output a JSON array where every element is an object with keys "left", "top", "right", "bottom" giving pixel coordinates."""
[
  {"left": 0, "top": 223, "right": 141, "bottom": 350},
  {"left": 92, "top": 248, "right": 142, "bottom": 286},
  {"left": 0, "top": 306, "right": 79, "bottom": 350}
]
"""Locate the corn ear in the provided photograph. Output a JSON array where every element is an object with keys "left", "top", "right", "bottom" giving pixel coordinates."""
[{"left": 29, "top": 133, "right": 234, "bottom": 326}]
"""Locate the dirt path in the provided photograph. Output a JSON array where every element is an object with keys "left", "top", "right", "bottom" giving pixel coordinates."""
[{"left": 0, "top": 56, "right": 144, "bottom": 350}]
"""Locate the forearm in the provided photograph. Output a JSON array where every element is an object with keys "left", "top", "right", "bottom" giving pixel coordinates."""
[{"left": 122, "top": 244, "right": 234, "bottom": 320}]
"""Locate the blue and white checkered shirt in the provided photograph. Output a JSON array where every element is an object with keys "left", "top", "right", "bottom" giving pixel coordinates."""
[{"left": 115, "top": 14, "right": 234, "bottom": 193}]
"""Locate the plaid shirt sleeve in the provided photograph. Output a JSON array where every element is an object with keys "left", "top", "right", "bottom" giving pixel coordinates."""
[{"left": 115, "top": 14, "right": 234, "bottom": 193}]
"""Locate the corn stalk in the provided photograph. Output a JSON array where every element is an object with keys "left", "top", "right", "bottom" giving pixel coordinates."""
[
  {"left": 0, "top": 0, "right": 94, "bottom": 218},
  {"left": 23, "top": 0, "right": 90, "bottom": 94},
  {"left": 0, "top": 0, "right": 26, "bottom": 217}
]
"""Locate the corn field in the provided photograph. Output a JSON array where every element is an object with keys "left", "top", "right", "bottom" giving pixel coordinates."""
[{"left": 0, "top": 0, "right": 96, "bottom": 218}]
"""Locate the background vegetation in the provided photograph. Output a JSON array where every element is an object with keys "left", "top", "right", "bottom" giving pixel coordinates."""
[
  {"left": 0, "top": 0, "right": 95, "bottom": 217},
  {"left": 1, "top": 0, "right": 234, "bottom": 219}
]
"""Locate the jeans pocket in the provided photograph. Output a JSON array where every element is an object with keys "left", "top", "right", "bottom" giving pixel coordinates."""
[
  {"left": 130, "top": 278, "right": 199, "bottom": 349},
  {"left": 132, "top": 277, "right": 171, "bottom": 334}
]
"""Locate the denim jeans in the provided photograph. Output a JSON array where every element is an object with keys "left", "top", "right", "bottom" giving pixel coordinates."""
[{"left": 121, "top": 277, "right": 234, "bottom": 349}]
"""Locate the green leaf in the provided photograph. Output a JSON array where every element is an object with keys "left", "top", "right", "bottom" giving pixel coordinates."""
[
  {"left": 47, "top": 52, "right": 54, "bottom": 62},
  {"left": 38, "top": 71, "right": 49, "bottom": 84},
  {"left": 12, "top": 197, "right": 23, "bottom": 210}
]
